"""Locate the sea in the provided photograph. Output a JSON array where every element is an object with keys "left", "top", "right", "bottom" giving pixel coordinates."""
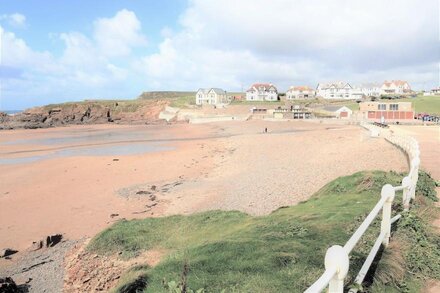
[{"left": 3, "top": 110, "right": 22, "bottom": 115}]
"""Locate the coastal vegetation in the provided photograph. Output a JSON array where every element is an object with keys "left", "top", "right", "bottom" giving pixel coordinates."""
[{"left": 88, "top": 170, "right": 439, "bottom": 292}]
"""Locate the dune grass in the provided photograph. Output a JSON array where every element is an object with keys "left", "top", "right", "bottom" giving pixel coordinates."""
[{"left": 88, "top": 171, "right": 439, "bottom": 292}]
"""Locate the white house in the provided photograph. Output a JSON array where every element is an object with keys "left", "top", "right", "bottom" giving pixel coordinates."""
[
  {"left": 358, "top": 83, "right": 382, "bottom": 97},
  {"left": 319, "top": 105, "right": 353, "bottom": 118},
  {"left": 195, "top": 88, "right": 228, "bottom": 105},
  {"left": 286, "top": 86, "right": 316, "bottom": 99},
  {"left": 246, "top": 83, "right": 278, "bottom": 101},
  {"left": 316, "top": 82, "right": 359, "bottom": 100},
  {"left": 423, "top": 91, "right": 433, "bottom": 96},
  {"left": 431, "top": 88, "right": 440, "bottom": 95},
  {"left": 380, "top": 80, "right": 412, "bottom": 95}
]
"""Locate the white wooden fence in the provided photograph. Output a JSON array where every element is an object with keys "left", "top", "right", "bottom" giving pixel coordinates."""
[{"left": 305, "top": 122, "right": 420, "bottom": 293}]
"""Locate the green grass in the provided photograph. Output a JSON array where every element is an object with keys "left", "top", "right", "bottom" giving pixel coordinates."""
[
  {"left": 370, "top": 171, "right": 440, "bottom": 292},
  {"left": 319, "top": 95, "right": 440, "bottom": 114},
  {"left": 40, "top": 91, "right": 199, "bottom": 112},
  {"left": 397, "top": 95, "right": 440, "bottom": 115},
  {"left": 42, "top": 99, "right": 148, "bottom": 113},
  {"left": 345, "top": 102, "right": 360, "bottom": 111},
  {"left": 169, "top": 96, "right": 196, "bottom": 108},
  {"left": 88, "top": 171, "right": 439, "bottom": 292},
  {"left": 138, "top": 91, "right": 195, "bottom": 100}
]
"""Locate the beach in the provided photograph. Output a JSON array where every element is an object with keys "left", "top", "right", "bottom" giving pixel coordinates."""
[
  {"left": 0, "top": 121, "right": 408, "bottom": 251},
  {"left": 0, "top": 120, "right": 411, "bottom": 292}
]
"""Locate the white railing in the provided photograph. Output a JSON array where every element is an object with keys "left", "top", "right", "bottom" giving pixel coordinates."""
[{"left": 305, "top": 122, "right": 420, "bottom": 293}]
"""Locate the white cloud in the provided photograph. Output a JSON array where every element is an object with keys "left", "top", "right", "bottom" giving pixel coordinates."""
[
  {"left": 0, "top": 9, "right": 146, "bottom": 109},
  {"left": 139, "top": 0, "right": 439, "bottom": 91},
  {"left": 93, "top": 9, "right": 147, "bottom": 57},
  {"left": 1, "top": 9, "right": 145, "bottom": 85},
  {"left": 0, "top": 25, "right": 53, "bottom": 70},
  {"left": 1, "top": 2, "right": 439, "bottom": 110},
  {"left": 0, "top": 13, "right": 26, "bottom": 28}
]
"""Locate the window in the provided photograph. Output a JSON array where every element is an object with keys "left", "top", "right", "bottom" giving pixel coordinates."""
[
  {"left": 390, "top": 104, "right": 399, "bottom": 111},
  {"left": 378, "top": 104, "right": 386, "bottom": 110}
]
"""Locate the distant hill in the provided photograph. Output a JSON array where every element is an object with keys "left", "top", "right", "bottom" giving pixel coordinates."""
[{"left": 137, "top": 91, "right": 195, "bottom": 100}]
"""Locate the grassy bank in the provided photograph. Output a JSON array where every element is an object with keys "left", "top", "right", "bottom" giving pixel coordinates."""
[
  {"left": 88, "top": 171, "right": 439, "bottom": 292},
  {"left": 398, "top": 95, "right": 440, "bottom": 115},
  {"left": 310, "top": 95, "right": 440, "bottom": 115},
  {"left": 169, "top": 95, "right": 196, "bottom": 108}
]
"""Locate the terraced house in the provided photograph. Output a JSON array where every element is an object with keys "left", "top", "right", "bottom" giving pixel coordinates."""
[
  {"left": 286, "top": 86, "right": 316, "bottom": 99},
  {"left": 246, "top": 83, "right": 278, "bottom": 101},
  {"left": 380, "top": 80, "right": 412, "bottom": 95},
  {"left": 195, "top": 88, "right": 228, "bottom": 105},
  {"left": 316, "top": 82, "right": 361, "bottom": 100}
]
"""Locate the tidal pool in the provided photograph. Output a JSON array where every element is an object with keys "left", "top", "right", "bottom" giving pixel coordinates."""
[{"left": 0, "top": 142, "right": 174, "bottom": 165}]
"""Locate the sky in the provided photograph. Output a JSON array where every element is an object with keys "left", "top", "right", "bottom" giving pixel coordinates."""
[{"left": 0, "top": 0, "right": 439, "bottom": 110}]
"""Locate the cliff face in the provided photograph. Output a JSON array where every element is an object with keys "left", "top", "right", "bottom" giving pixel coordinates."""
[{"left": 0, "top": 99, "right": 170, "bottom": 130}]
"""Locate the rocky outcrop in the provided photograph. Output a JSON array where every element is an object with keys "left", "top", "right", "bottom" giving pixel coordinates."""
[
  {"left": 31, "top": 234, "right": 63, "bottom": 250},
  {"left": 0, "top": 99, "right": 170, "bottom": 130},
  {"left": 0, "top": 248, "right": 18, "bottom": 258}
]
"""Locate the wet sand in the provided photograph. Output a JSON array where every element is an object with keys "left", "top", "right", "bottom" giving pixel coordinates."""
[{"left": 0, "top": 123, "right": 220, "bottom": 250}]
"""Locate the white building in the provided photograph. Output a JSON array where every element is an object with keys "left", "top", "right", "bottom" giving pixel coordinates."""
[
  {"left": 316, "top": 82, "right": 360, "bottom": 100},
  {"left": 380, "top": 80, "right": 412, "bottom": 95},
  {"left": 423, "top": 88, "right": 440, "bottom": 96},
  {"left": 246, "top": 83, "right": 278, "bottom": 101},
  {"left": 195, "top": 88, "right": 228, "bottom": 105},
  {"left": 319, "top": 105, "right": 353, "bottom": 118},
  {"left": 286, "top": 86, "right": 316, "bottom": 99},
  {"left": 358, "top": 83, "right": 382, "bottom": 97}
]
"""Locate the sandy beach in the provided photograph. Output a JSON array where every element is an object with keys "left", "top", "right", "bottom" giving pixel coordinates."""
[
  {"left": 0, "top": 120, "right": 411, "bottom": 292},
  {"left": 0, "top": 121, "right": 408, "bottom": 252},
  {"left": 0, "top": 123, "right": 220, "bottom": 251}
]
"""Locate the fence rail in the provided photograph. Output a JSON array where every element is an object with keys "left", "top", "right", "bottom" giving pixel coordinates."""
[{"left": 305, "top": 122, "right": 420, "bottom": 293}]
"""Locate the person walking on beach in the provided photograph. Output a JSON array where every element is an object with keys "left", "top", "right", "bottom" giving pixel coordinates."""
[{"left": 264, "top": 127, "right": 267, "bottom": 133}]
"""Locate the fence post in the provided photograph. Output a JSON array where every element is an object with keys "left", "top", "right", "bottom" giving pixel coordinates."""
[
  {"left": 381, "top": 184, "right": 395, "bottom": 247},
  {"left": 411, "top": 157, "right": 420, "bottom": 200},
  {"left": 402, "top": 176, "right": 412, "bottom": 211},
  {"left": 325, "top": 245, "right": 349, "bottom": 293}
]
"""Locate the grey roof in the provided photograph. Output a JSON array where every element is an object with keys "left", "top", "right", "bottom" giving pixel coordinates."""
[
  {"left": 197, "top": 88, "right": 210, "bottom": 94},
  {"left": 210, "top": 88, "right": 227, "bottom": 94},
  {"left": 320, "top": 105, "right": 349, "bottom": 112},
  {"left": 198, "top": 88, "right": 226, "bottom": 94},
  {"left": 357, "top": 82, "right": 382, "bottom": 88},
  {"left": 318, "top": 82, "right": 352, "bottom": 90}
]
